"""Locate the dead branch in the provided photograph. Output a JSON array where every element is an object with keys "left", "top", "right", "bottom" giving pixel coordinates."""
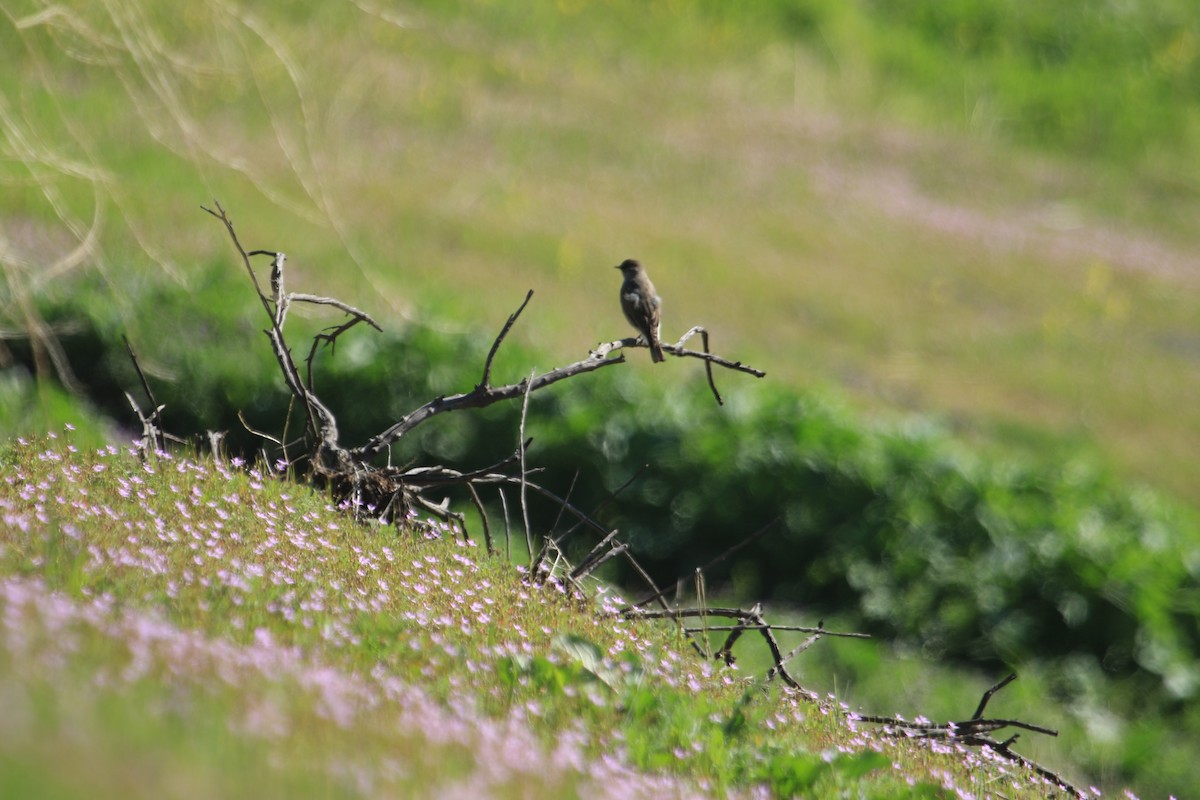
[
  {"left": 480, "top": 289, "right": 533, "bottom": 390},
  {"left": 122, "top": 336, "right": 165, "bottom": 453},
  {"left": 203, "top": 203, "right": 342, "bottom": 469},
  {"left": 850, "top": 673, "right": 1083, "bottom": 799},
  {"left": 972, "top": 670, "right": 1015, "bottom": 720},
  {"left": 570, "top": 540, "right": 628, "bottom": 581},
  {"left": 683, "top": 624, "right": 867, "bottom": 638},
  {"left": 518, "top": 368, "right": 535, "bottom": 563},
  {"left": 354, "top": 343, "right": 626, "bottom": 461},
  {"left": 205, "top": 202, "right": 764, "bottom": 542},
  {"left": 465, "top": 482, "right": 494, "bottom": 555},
  {"left": 569, "top": 527, "right": 623, "bottom": 580},
  {"left": 617, "top": 601, "right": 866, "bottom": 694},
  {"left": 499, "top": 487, "right": 512, "bottom": 561},
  {"left": 354, "top": 325, "right": 765, "bottom": 461}
]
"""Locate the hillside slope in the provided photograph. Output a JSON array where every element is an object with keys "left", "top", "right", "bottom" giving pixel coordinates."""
[{"left": 0, "top": 435, "right": 1090, "bottom": 798}]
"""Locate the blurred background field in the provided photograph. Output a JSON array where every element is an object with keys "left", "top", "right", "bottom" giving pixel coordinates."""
[{"left": 3, "top": 0, "right": 1200, "bottom": 796}]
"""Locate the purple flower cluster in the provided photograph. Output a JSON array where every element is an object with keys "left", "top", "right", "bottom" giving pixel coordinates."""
[
  {"left": 0, "top": 439, "right": 735, "bottom": 796},
  {"left": 0, "top": 574, "right": 721, "bottom": 797},
  {"left": 1, "top": 435, "right": 1163, "bottom": 799}
]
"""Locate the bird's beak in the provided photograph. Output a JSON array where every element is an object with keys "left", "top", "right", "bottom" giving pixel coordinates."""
[{"left": 613, "top": 264, "right": 623, "bottom": 269}]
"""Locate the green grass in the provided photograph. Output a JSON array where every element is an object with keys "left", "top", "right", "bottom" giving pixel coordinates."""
[
  {"left": 0, "top": 434, "right": 1104, "bottom": 798},
  {"left": 3, "top": 3, "right": 1199, "bottom": 796},
  {"left": 3, "top": 0, "right": 1200, "bottom": 505}
]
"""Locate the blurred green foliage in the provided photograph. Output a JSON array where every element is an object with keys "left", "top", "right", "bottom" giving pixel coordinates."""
[
  {"left": 727, "top": 0, "right": 1200, "bottom": 165},
  {"left": 19, "top": 276, "right": 1200, "bottom": 716}
]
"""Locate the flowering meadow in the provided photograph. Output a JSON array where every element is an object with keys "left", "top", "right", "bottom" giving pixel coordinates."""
[{"left": 0, "top": 431, "right": 1126, "bottom": 798}]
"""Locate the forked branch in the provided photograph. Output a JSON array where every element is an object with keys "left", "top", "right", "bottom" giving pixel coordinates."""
[{"left": 851, "top": 673, "right": 1082, "bottom": 798}]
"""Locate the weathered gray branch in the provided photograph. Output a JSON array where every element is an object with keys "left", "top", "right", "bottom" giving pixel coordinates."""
[{"left": 354, "top": 344, "right": 626, "bottom": 460}]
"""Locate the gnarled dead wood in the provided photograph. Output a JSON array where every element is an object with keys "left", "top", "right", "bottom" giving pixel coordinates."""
[{"left": 204, "top": 200, "right": 764, "bottom": 535}]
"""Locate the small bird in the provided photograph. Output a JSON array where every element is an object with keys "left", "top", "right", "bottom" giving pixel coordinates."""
[{"left": 615, "top": 258, "right": 665, "bottom": 362}]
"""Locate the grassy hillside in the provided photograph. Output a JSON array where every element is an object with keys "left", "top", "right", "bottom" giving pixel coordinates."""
[
  {"left": 3, "top": 1, "right": 1199, "bottom": 796},
  {"left": 0, "top": 435, "right": 1095, "bottom": 798}
]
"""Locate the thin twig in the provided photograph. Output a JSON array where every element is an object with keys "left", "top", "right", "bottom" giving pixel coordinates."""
[
  {"left": 973, "top": 672, "right": 1017, "bottom": 720},
  {"left": 354, "top": 331, "right": 763, "bottom": 460},
  {"left": 695, "top": 569, "right": 711, "bottom": 659},
  {"left": 287, "top": 293, "right": 382, "bottom": 329},
  {"left": 685, "top": 624, "right": 868, "bottom": 638},
  {"left": 237, "top": 410, "right": 283, "bottom": 446},
  {"left": 569, "top": 527, "right": 623, "bottom": 579},
  {"left": 122, "top": 336, "right": 163, "bottom": 451},
  {"left": 756, "top": 608, "right": 816, "bottom": 698},
  {"left": 519, "top": 369, "right": 535, "bottom": 564},
  {"left": 552, "top": 463, "right": 650, "bottom": 550},
  {"left": 548, "top": 469, "right": 581, "bottom": 540},
  {"left": 465, "top": 482, "right": 493, "bottom": 555},
  {"left": 499, "top": 487, "right": 511, "bottom": 562},
  {"left": 397, "top": 450, "right": 526, "bottom": 485},
  {"left": 203, "top": 203, "right": 327, "bottom": 455},
  {"left": 481, "top": 290, "right": 534, "bottom": 389},
  {"left": 850, "top": 674, "right": 1081, "bottom": 798},
  {"left": 570, "top": 541, "right": 628, "bottom": 581}
]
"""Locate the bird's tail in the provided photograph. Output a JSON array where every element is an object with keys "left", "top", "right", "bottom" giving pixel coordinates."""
[{"left": 650, "top": 342, "right": 665, "bottom": 363}]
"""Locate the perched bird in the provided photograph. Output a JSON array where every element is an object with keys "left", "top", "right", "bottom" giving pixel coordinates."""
[{"left": 615, "top": 258, "right": 665, "bottom": 363}]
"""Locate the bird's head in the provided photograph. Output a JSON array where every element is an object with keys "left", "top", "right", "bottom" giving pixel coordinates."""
[{"left": 615, "top": 258, "right": 642, "bottom": 275}]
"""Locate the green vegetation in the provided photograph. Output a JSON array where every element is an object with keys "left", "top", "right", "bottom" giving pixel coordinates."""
[
  {"left": 746, "top": 0, "right": 1200, "bottom": 169},
  {"left": 18, "top": 278, "right": 1200, "bottom": 699},
  {"left": 0, "top": 436, "right": 1063, "bottom": 798},
  {"left": 4, "top": 0, "right": 1200, "bottom": 501},
  {"left": 4, "top": 0, "right": 1200, "bottom": 797},
  {"left": 14, "top": 279, "right": 1198, "bottom": 794}
]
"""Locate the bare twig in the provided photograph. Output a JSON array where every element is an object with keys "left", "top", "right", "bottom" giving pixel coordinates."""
[
  {"left": 237, "top": 410, "right": 283, "bottom": 447},
  {"left": 568, "top": 527, "right": 622, "bottom": 580},
  {"left": 684, "top": 624, "right": 868, "bottom": 638},
  {"left": 570, "top": 540, "right": 628, "bottom": 581},
  {"left": 203, "top": 203, "right": 337, "bottom": 464},
  {"left": 287, "top": 293, "right": 382, "bottom": 329},
  {"left": 397, "top": 449, "right": 527, "bottom": 486},
  {"left": 850, "top": 674, "right": 1082, "bottom": 798},
  {"left": 619, "top": 603, "right": 863, "bottom": 696},
  {"left": 548, "top": 468, "right": 581, "bottom": 540},
  {"left": 972, "top": 672, "right": 1016, "bottom": 720},
  {"left": 750, "top": 605, "right": 816, "bottom": 698},
  {"left": 304, "top": 311, "right": 382, "bottom": 391},
  {"left": 355, "top": 332, "right": 762, "bottom": 459},
  {"left": 481, "top": 289, "right": 533, "bottom": 389},
  {"left": 499, "top": 487, "right": 512, "bottom": 561},
  {"left": 122, "top": 336, "right": 163, "bottom": 451},
  {"left": 355, "top": 344, "right": 626, "bottom": 460},
  {"left": 124, "top": 392, "right": 163, "bottom": 459},
  {"left": 465, "top": 482, "right": 494, "bottom": 555},
  {"left": 519, "top": 368, "right": 535, "bottom": 564},
  {"left": 552, "top": 463, "right": 650, "bottom": 550}
]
